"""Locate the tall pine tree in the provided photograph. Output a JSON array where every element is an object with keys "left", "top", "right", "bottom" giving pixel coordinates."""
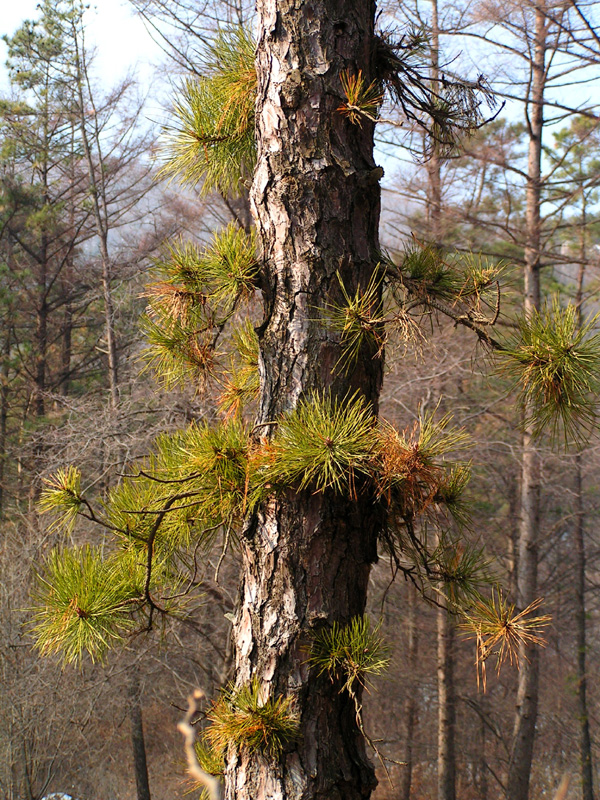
[{"left": 31, "top": 2, "right": 600, "bottom": 799}]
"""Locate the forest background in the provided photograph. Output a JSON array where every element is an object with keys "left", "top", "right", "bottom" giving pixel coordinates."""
[{"left": 1, "top": 1, "right": 600, "bottom": 799}]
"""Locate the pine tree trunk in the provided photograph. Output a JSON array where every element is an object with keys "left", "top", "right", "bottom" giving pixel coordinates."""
[
  {"left": 225, "top": 1, "right": 383, "bottom": 797},
  {"left": 507, "top": 6, "right": 545, "bottom": 799}
]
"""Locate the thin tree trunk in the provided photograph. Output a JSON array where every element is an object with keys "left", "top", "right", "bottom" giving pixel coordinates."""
[
  {"left": 475, "top": 703, "right": 488, "bottom": 800},
  {"left": 399, "top": 583, "right": 418, "bottom": 800},
  {"left": 128, "top": 668, "right": 152, "bottom": 800},
  {"left": 574, "top": 452, "right": 594, "bottom": 800},
  {"left": 226, "top": 0, "right": 383, "bottom": 796},
  {"left": 60, "top": 294, "right": 73, "bottom": 396},
  {"left": 71, "top": 28, "right": 119, "bottom": 409},
  {"left": 507, "top": 475, "right": 519, "bottom": 599},
  {"left": 35, "top": 262, "right": 48, "bottom": 419},
  {"left": 507, "top": 7, "right": 545, "bottom": 799},
  {"left": 0, "top": 322, "right": 11, "bottom": 518},
  {"left": 573, "top": 214, "right": 594, "bottom": 800},
  {"left": 60, "top": 124, "right": 76, "bottom": 397},
  {"left": 427, "top": 7, "right": 456, "bottom": 797},
  {"left": 437, "top": 605, "right": 456, "bottom": 800}
]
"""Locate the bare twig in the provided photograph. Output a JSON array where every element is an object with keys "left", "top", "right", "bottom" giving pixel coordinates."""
[
  {"left": 553, "top": 775, "right": 569, "bottom": 800},
  {"left": 178, "top": 690, "right": 222, "bottom": 800}
]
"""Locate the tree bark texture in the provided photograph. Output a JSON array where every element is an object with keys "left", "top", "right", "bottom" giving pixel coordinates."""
[
  {"left": 226, "top": 1, "right": 383, "bottom": 798},
  {"left": 507, "top": 6, "right": 545, "bottom": 799}
]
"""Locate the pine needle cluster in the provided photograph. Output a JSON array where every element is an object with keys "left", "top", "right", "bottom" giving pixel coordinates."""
[
  {"left": 31, "top": 546, "right": 143, "bottom": 664},
  {"left": 205, "top": 680, "right": 300, "bottom": 758},
  {"left": 397, "top": 245, "right": 502, "bottom": 307},
  {"left": 310, "top": 616, "right": 390, "bottom": 694},
  {"left": 373, "top": 411, "right": 470, "bottom": 520},
  {"left": 435, "top": 463, "right": 472, "bottom": 528},
  {"left": 325, "top": 270, "right": 386, "bottom": 373},
  {"left": 337, "top": 70, "right": 384, "bottom": 127},
  {"left": 106, "top": 418, "right": 253, "bottom": 553},
  {"left": 263, "top": 393, "right": 376, "bottom": 494},
  {"left": 38, "top": 465, "right": 83, "bottom": 534},
  {"left": 499, "top": 299, "right": 600, "bottom": 443},
  {"left": 159, "top": 27, "right": 256, "bottom": 196},
  {"left": 374, "top": 28, "right": 498, "bottom": 157},
  {"left": 400, "top": 244, "right": 465, "bottom": 301},
  {"left": 218, "top": 320, "right": 260, "bottom": 417},
  {"left": 431, "top": 538, "right": 491, "bottom": 607},
  {"left": 142, "top": 224, "right": 257, "bottom": 389},
  {"left": 461, "top": 590, "right": 551, "bottom": 689}
]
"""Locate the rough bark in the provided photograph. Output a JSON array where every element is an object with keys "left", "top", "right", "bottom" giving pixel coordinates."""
[
  {"left": 507, "top": 6, "right": 545, "bottom": 799},
  {"left": 226, "top": 1, "right": 383, "bottom": 798}
]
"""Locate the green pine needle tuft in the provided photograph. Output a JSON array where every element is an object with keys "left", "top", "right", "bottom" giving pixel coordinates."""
[
  {"left": 194, "top": 736, "right": 225, "bottom": 777},
  {"left": 141, "top": 225, "right": 257, "bottom": 389},
  {"left": 106, "top": 419, "right": 252, "bottom": 557},
  {"left": 498, "top": 298, "right": 600, "bottom": 443},
  {"left": 431, "top": 537, "right": 492, "bottom": 608},
  {"left": 435, "top": 462, "right": 472, "bottom": 528},
  {"left": 206, "top": 679, "right": 299, "bottom": 757},
  {"left": 337, "top": 70, "right": 383, "bottom": 126},
  {"left": 310, "top": 615, "right": 390, "bottom": 694},
  {"left": 325, "top": 270, "right": 385, "bottom": 373},
  {"left": 266, "top": 393, "right": 376, "bottom": 494},
  {"left": 140, "top": 313, "right": 217, "bottom": 390},
  {"left": 218, "top": 320, "right": 260, "bottom": 417},
  {"left": 159, "top": 27, "right": 256, "bottom": 196},
  {"left": 417, "top": 408, "right": 471, "bottom": 460},
  {"left": 202, "top": 224, "right": 258, "bottom": 306},
  {"left": 38, "top": 466, "right": 84, "bottom": 534},
  {"left": 173, "top": 418, "right": 252, "bottom": 520},
  {"left": 31, "top": 546, "right": 142, "bottom": 664},
  {"left": 401, "top": 243, "right": 464, "bottom": 301}
]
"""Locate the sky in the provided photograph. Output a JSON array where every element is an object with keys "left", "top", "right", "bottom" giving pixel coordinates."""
[{"left": 0, "top": 0, "right": 164, "bottom": 91}]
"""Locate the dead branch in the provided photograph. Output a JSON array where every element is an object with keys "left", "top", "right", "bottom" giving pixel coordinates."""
[{"left": 178, "top": 690, "right": 222, "bottom": 800}]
